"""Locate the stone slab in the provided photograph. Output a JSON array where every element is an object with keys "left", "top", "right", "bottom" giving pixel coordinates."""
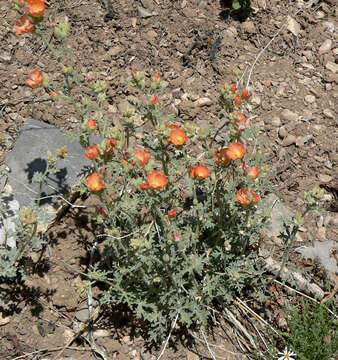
[{"left": 5, "top": 118, "right": 100, "bottom": 209}]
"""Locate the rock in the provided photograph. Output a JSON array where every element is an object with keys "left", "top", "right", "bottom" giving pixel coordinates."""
[
  {"left": 93, "top": 329, "right": 111, "bottom": 339},
  {"left": 251, "top": 93, "right": 261, "bottom": 106},
  {"left": 194, "top": 97, "right": 212, "bottom": 107},
  {"left": 75, "top": 301, "right": 98, "bottom": 322},
  {"left": 107, "top": 46, "right": 122, "bottom": 57},
  {"left": 278, "top": 126, "right": 288, "bottom": 139},
  {"left": 317, "top": 174, "right": 332, "bottom": 183},
  {"left": 242, "top": 21, "right": 256, "bottom": 34},
  {"left": 323, "top": 108, "right": 334, "bottom": 119},
  {"left": 198, "top": 1, "right": 207, "bottom": 8},
  {"left": 264, "top": 194, "right": 294, "bottom": 238},
  {"left": 137, "top": 7, "right": 153, "bottom": 18},
  {"left": 325, "top": 61, "right": 338, "bottom": 74},
  {"left": 282, "top": 134, "right": 296, "bottom": 146},
  {"left": 287, "top": 16, "right": 301, "bottom": 37},
  {"left": 296, "top": 240, "right": 338, "bottom": 282},
  {"left": 280, "top": 109, "right": 298, "bottom": 122},
  {"left": 0, "top": 187, "right": 20, "bottom": 248},
  {"left": 144, "top": 30, "right": 157, "bottom": 42},
  {"left": 224, "top": 26, "right": 238, "bottom": 38},
  {"left": 318, "top": 39, "right": 332, "bottom": 55},
  {"left": 0, "top": 313, "right": 10, "bottom": 326},
  {"left": 122, "top": 335, "right": 131, "bottom": 344},
  {"left": 304, "top": 95, "right": 316, "bottom": 104},
  {"left": 323, "top": 21, "right": 335, "bottom": 32},
  {"left": 6, "top": 119, "right": 101, "bottom": 209},
  {"left": 271, "top": 116, "right": 281, "bottom": 127}
]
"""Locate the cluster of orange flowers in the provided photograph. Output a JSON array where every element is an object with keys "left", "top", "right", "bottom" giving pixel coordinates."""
[
  {"left": 85, "top": 124, "right": 259, "bottom": 205},
  {"left": 13, "top": 0, "right": 46, "bottom": 35}
]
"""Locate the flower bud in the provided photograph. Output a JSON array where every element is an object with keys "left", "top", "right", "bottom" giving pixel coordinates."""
[
  {"left": 42, "top": 73, "right": 49, "bottom": 88},
  {"left": 62, "top": 65, "right": 73, "bottom": 75},
  {"left": 54, "top": 21, "right": 70, "bottom": 39}
]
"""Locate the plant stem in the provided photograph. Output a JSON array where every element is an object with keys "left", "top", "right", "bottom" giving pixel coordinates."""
[{"left": 275, "top": 208, "right": 310, "bottom": 279}]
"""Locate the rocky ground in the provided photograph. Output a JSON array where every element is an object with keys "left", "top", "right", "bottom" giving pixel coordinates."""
[{"left": 0, "top": 0, "right": 337, "bottom": 359}]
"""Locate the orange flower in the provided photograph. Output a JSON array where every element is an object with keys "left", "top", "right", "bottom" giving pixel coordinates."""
[
  {"left": 151, "top": 95, "right": 158, "bottom": 103},
  {"left": 26, "top": 68, "right": 43, "bottom": 88},
  {"left": 147, "top": 170, "right": 168, "bottom": 190},
  {"left": 241, "top": 89, "right": 252, "bottom": 100},
  {"left": 14, "top": 14, "right": 34, "bottom": 35},
  {"left": 236, "top": 188, "right": 259, "bottom": 206},
  {"left": 167, "top": 127, "right": 188, "bottom": 146},
  {"left": 87, "top": 119, "right": 96, "bottom": 129},
  {"left": 49, "top": 90, "right": 55, "bottom": 98},
  {"left": 140, "top": 183, "right": 149, "bottom": 190},
  {"left": 27, "top": 0, "right": 46, "bottom": 17},
  {"left": 190, "top": 165, "right": 210, "bottom": 180},
  {"left": 230, "top": 83, "right": 237, "bottom": 93},
  {"left": 215, "top": 148, "right": 231, "bottom": 166},
  {"left": 233, "top": 112, "right": 248, "bottom": 128},
  {"left": 225, "top": 142, "right": 246, "bottom": 161},
  {"left": 154, "top": 73, "right": 160, "bottom": 81},
  {"left": 106, "top": 139, "right": 117, "bottom": 153},
  {"left": 248, "top": 166, "right": 260, "bottom": 180},
  {"left": 86, "top": 173, "right": 105, "bottom": 192},
  {"left": 85, "top": 144, "right": 99, "bottom": 160},
  {"left": 168, "top": 209, "right": 177, "bottom": 218},
  {"left": 234, "top": 94, "right": 242, "bottom": 106},
  {"left": 134, "top": 149, "right": 150, "bottom": 166}
]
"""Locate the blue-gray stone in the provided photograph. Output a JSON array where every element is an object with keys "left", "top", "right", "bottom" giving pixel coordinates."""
[{"left": 5, "top": 118, "right": 100, "bottom": 209}]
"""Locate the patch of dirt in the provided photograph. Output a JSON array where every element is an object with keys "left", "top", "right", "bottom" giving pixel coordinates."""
[{"left": 0, "top": 0, "right": 337, "bottom": 359}]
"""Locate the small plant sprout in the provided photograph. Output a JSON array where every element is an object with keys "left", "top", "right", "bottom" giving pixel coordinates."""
[{"left": 277, "top": 347, "right": 296, "bottom": 360}]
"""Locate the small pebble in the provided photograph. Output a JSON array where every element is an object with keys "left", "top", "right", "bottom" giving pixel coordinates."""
[
  {"left": 325, "top": 61, "right": 338, "bottom": 74},
  {"left": 304, "top": 95, "right": 316, "bottom": 104},
  {"left": 194, "top": 97, "right": 212, "bottom": 107},
  {"left": 318, "top": 39, "right": 332, "bottom": 55},
  {"left": 323, "top": 109, "right": 334, "bottom": 119},
  {"left": 278, "top": 126, "right": 288, "bottom": 139},
  {"left": 282, "top": 134, "right": 296, "bottom": 146}
]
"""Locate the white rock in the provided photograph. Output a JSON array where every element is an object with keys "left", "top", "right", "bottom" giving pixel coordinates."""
[
  {"left": 325, "top": 61, "right": 338, "bottom": 73},
  {"left": 194, "top": 97, "right": 212, "bottom": 107},
  {"left": 0, "top": 192, "right": 20, "bottom": 248},
  {"left": 318, "top": 39, "right": 332, "bottom": 55},
  {"left": 287, "top": 16, "right": 301, "bottom": 36},
  {"left": 323, "top": 108, "right": 334, "bottom": 119},
  {"left": 304, "top": 95, "right": 316, "bottom": 104}
]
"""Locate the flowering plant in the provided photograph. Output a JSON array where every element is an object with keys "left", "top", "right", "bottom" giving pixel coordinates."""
[{"left": 7, "top": 2, "right": 274, "bottom": 341}]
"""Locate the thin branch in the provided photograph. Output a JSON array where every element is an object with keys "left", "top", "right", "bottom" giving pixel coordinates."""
[
  {"left": 200, "top": 328, "right": 217, "bottom": 360},
  {"left": 156, "top": 313, "right": 179, "bottom": 360}
]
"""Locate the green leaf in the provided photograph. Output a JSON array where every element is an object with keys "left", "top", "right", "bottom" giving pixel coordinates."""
[{"left": 232, "top": 0, "right": 241, "bottom": 10}]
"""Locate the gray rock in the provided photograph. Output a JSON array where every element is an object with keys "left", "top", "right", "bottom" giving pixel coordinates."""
[
  {"left": 296, "top": 241, "right": 338, "bottom": 282},
  {"left": 137, "top": 7, "right": 153, "bottom": 18},
  {"left": 264, "top": 194, "right": 294, "bottom": 239},
  {"left": 6, "top": 118, "right": 101, "bottom": 209}
]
